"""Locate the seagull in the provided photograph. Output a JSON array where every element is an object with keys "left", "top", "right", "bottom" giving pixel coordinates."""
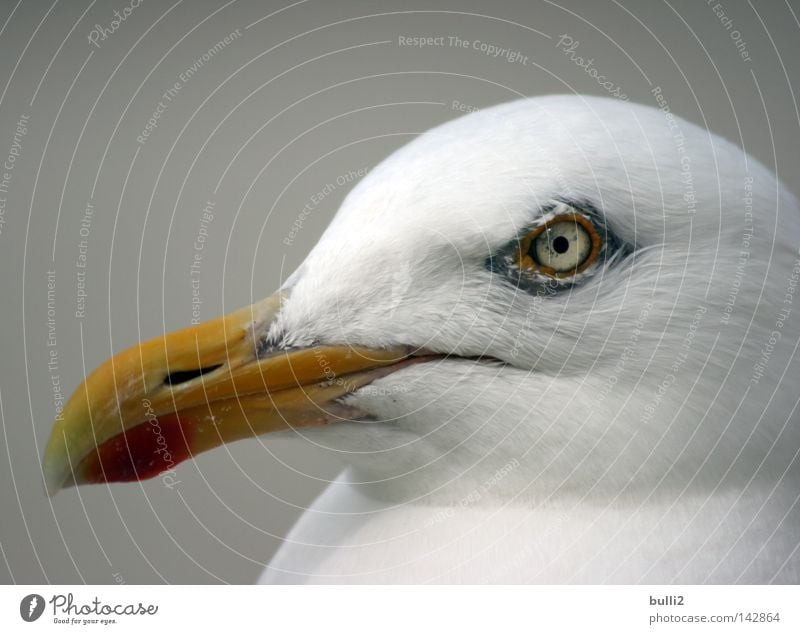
[{"left": 44, "top": 95, "right": 800, "bottom": 583}]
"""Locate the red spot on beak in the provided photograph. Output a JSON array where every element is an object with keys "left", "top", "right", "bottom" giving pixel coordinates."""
[{"left": 81, "top": 413, "right": 196, "bottom": 483}]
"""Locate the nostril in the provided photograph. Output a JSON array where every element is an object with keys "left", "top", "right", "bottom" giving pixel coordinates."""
[{"left": 163, "top": 364, "right": 222, "bottom": 386}]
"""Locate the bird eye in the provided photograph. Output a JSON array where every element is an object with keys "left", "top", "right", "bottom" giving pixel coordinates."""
[{"left": 516, "top": 213, "right": 602, "bottom": 278}]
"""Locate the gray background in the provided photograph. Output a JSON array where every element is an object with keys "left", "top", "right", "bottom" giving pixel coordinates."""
[{"left": 0, "top": 0, "right": 798, "bottom": 583}]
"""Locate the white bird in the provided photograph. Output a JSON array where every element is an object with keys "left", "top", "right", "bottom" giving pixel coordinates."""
[{"left": 44, "top": 95, "right": 800, "bottom": 583}]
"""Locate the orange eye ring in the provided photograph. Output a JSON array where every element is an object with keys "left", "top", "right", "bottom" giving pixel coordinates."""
[{"left": 516, "top": 212, "right": 602, "bottom": 278}]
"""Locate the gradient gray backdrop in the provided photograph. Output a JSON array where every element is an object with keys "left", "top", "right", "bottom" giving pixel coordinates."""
[{"left": 1, "top": 0, "right": 799, "bottom": 583}]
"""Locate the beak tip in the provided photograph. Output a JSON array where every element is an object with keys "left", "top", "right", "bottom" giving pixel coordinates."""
[
  {"left": 42, "top": 445, "right": 79, "bottom": 497},
  {"left": 42, "top": 461, "right": 66, "bottom": 497}
]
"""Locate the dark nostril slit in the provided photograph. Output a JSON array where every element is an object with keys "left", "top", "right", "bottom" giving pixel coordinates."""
[{"left": 163, "top": 364, "right": 222, "bottom": 386}]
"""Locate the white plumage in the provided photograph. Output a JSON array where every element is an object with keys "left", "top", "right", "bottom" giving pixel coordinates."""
[{"left": 254, "top": 95, "right": 800, "bottom": 583}]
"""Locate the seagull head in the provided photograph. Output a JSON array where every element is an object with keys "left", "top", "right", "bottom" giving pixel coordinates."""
[{"left": 43, "top": 95, "right": 799, "bottom": 500}]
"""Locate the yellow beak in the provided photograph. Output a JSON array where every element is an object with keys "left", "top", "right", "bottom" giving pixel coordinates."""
[{"left": 42, "top": 293, "right": 416, "bottom": 495}]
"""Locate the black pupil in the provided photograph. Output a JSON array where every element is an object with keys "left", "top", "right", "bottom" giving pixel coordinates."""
[{"left": 552, "top": 235, "right": 570, "bottom": 254}]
